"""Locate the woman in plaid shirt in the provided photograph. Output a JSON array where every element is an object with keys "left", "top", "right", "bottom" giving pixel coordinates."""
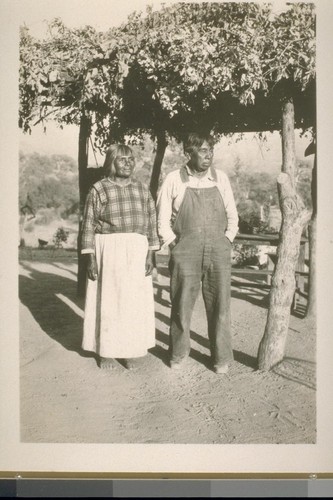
[{"left": 81, "top": 144, "right": 160, "bottom": 369}]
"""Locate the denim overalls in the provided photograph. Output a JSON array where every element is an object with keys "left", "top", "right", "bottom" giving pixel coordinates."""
[{"left": 169, "top": 166, "right": 233, "bottom": 367}]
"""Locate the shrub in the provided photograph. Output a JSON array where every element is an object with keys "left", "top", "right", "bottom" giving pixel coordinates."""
[
  {"left": 232, "top": 244, "right": 260, "bottom": 267},
  {"left": 53, "top": 227, "right": 69, "bottom": 248},
  {"left": 239, "top": 215, "right": 277, "bottom": 235}
]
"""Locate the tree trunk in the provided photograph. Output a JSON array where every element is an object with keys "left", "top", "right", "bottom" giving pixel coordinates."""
[
  {"left": 306, "top": 153, "right": 317, "bottom": 318},
  {"left": 77, "top": 113, "right": 91, "bottom": 297},
  {"left": 258, "top": 99, "right": 311, "bottom": 370},
  {"left": 149, "top": 131, "right": 167, "bottom": 271},
  {"left": 149, "top": 130, "right": 168, "bottom": 201}
]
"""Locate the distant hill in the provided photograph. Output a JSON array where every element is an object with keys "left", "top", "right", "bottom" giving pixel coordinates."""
[{"left": 19, "top": 151, "right": 79, "bottom": 218}]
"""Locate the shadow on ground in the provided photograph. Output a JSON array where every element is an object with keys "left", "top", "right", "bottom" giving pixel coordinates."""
[
  {"left": 21, "top": 260, "right": 303, "bottom": 374},
  {"left": 272, "top": 357, "right": 316, "bottom": 390},
  {"left": 19, "top": 263, "right": 94, "bottom": 360},
  {"left": 154, "top": 291, "right": 257, "bottom": 371},
  {"left": 157, "top": 260, "right": 307, "bottom": 318}
]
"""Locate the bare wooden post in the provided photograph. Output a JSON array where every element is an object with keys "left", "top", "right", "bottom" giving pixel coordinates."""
[
  {"left": 306, "top": 152, "right": 317, "bottom": 318},
  {"left": 149, "top": 130, "right": 168, "bottom": 202},
  {"left": 77, "top": 113, "right": 91, "bottom": 297},
  {"left": 149, "top": 130, "right": 167, "bottom": 270},
  {"left": 258, "top": 99, "right": 311, "bottom": 370}
]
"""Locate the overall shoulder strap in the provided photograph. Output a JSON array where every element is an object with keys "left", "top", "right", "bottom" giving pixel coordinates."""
[{"left": 210, "top": 167, "right": 218, "bottom": 182}]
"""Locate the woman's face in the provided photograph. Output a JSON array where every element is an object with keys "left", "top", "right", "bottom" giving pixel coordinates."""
[{"left": 114, "top": 153, "right": 135, "bottom": 178}]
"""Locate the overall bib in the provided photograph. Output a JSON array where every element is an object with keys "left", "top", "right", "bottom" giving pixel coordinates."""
[{"left": 169, "top": 167, "right": 233, "bottom": 367}]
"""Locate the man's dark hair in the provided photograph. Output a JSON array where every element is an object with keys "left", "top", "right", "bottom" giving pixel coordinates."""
[{"left": 184, "top": 132, "right": 215, "bottom": 155}]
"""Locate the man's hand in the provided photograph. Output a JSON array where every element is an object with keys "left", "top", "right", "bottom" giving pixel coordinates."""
[
  {"left": 145, "top": 250, "right": 155, "bottom": 276},
  {"left": 168, "top": 239, "right": 177, "bottom": 251},
  {"left": 87, "top": 253, "right": 98, "bottom": 281}
]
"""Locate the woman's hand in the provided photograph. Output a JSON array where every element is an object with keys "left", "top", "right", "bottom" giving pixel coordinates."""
[
  {"left": 87, "top": 253, "right": 98, "bottom": 281},
  {"left": 145, "top": 250, "right": 155, "bottom": 276}
]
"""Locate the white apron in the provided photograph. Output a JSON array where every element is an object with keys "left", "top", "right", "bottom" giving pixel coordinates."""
[{"left": 82, "top": 233, "right": 156, "bottom": 358}]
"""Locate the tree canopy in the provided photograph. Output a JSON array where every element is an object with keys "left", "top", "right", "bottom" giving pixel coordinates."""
[
  {"left": 19, "top": 2, "right": 316, "bottom": 150},
  {"left": 19, "top": 20, "right": 104, "bottom": 132}
]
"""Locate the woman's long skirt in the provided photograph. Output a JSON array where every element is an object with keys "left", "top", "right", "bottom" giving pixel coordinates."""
[{"left": 82, "top": 233, "right": 156, "bottom": 358}]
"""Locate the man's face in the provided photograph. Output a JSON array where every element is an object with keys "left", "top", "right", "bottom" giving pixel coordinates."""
[
  {"left": 114, "top": 154, "right": 135, "bottom": 178},
  {"left": 188, "top": 141, "right": 214, "bottom": 173}
]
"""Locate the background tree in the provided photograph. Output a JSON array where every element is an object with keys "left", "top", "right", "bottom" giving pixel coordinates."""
[{"left": 53, "top": 227, "right": 69, "bottom": 249}]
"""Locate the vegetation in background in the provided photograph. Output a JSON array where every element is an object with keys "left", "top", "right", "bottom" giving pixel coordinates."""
[
  {"left": 19, "top": 146, "right": 312, "bottom": 237},
  {"left": 19, "top": 151, "right": 79, "bottom": 220},
  {"left": 53, "top": 227, "right": 70, "bottom": 248},
  {"left": 19, "top": 3, "right": 315, "bottom": 148}
]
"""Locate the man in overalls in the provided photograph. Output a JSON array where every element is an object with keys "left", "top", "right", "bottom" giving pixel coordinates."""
[{"left": 156, "top": 133, "right": 238, "bottom": 373}]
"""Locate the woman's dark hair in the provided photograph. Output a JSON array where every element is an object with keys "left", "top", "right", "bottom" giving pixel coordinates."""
[
  {"left": 103, "top": 144, "right": 134, "bottom": 177},
  {"left": 183, "top": 132, "right": 215, "bottom": 155}
]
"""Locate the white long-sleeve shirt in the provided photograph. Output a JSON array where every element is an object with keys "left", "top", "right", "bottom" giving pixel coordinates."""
[{"left": 156, "top": 165, "right": 239, "bottom": 248}]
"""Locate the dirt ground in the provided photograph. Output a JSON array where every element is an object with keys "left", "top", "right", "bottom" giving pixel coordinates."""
[{"left": 19, "top": 248, "right": 316, "bottom": 444}]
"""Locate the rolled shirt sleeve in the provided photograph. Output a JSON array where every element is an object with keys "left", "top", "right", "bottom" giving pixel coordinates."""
[
  {"left": 219, "top": 172, "right": 239, "bottom": 243},
  {"left": 156, "top": 175, "right": 178, "bottom": 248}
]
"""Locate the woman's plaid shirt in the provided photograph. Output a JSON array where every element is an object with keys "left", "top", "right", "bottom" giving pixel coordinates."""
[{"left": 81, "top": 178, "right": 160, "bottom": 253}]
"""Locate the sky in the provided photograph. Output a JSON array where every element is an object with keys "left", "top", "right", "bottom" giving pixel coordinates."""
[
  {"left": 16, "top": 0, "right": 166, "bottom": 36},
  {"left": 20, "top": 122, "right": 312, "bottom": 175},
  {"left": 16, "top": 0, "right": 291, "bottom": 37}
]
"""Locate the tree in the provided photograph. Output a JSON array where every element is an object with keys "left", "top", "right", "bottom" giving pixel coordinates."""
[
  {"left": 19, "top": 4, "right": 315, "bottom": 197},
  {"left": 257, "top": 3, "right": 315, "bottom": 368},
  {"left": 20, "top": 20, "right": 108, "bottom": 293},
  {"left": 53, "top": 227, "right": 69, "bottom": 249},
  {"left": 257, "top": 100, "right": 312, "bottom": 369}
]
